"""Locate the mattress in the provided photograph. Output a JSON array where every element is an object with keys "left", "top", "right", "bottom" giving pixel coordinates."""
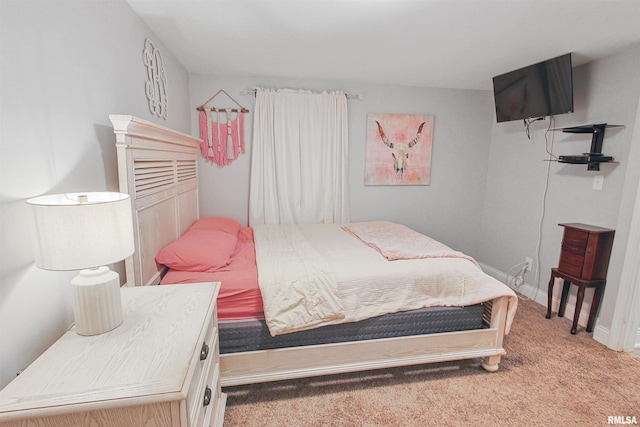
[
  {"left": 254, "top": 222, "right": 517, "bottom": 335},
  {"left": 218, "top": 304, "right": 484, "bottom": 354},
  {"left": 159, "top": 218, "right": 516, "bottom": 348}
]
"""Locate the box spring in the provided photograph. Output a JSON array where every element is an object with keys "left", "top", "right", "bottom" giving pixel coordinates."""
[{"left": 219, "top": 304, "right": 484, "bottom": 354}]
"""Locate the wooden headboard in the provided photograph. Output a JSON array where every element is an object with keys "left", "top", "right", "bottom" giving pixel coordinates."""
[{"left": 110, "top": 115, "right": 201, "bottom": 286}]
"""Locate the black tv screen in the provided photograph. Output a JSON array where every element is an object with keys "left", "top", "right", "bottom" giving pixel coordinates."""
[{"left": 493, "top": 53, "right": 573, "bottom": 123}]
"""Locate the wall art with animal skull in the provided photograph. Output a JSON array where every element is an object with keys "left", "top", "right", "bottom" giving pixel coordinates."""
[{"left": 365, "top": 113, "right": 434, "bottom": 185}]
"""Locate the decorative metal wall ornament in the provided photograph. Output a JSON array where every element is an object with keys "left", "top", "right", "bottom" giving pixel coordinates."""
[{"left": 143, "top": 39, "right": 168, "bottom": 119}]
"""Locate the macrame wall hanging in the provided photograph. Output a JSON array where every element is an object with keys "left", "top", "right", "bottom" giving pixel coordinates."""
[{"left": 197, "top": 90, "right": 249, "bottom": 167}]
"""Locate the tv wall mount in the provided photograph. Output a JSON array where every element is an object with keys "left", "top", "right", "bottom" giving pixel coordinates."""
[{"left": 553, "top": 123, "right": 623, "bottom": 171}]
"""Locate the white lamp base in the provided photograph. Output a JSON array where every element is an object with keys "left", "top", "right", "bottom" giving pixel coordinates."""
[{"left": 70, "top": 266, "right": 123, "bottom": 336}]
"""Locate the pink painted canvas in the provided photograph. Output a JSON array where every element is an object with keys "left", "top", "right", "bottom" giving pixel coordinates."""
[{"left": 365, "top": 113, "right": 434, "bottom": 186}]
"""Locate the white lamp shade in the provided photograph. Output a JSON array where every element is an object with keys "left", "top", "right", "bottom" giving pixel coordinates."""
[{"left": 27, "top": 192, "right": 135, "bottom": 271}]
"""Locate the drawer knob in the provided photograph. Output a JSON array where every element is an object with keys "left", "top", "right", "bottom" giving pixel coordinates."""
[
  {"left": 200, "top": 342, "right": 209, "bottom": 361},
  {"left": 203, "top": 386, "right": 212, "bottom": 407}
]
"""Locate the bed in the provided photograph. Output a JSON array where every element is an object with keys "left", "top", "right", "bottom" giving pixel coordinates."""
[{"left": 110, "top": 114, "right": 517, "bottom": 387}]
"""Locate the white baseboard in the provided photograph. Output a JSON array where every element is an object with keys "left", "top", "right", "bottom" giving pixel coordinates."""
[
  {"left": 636, "top": 328, "right": 640, "bottom": 350},
  {"left": 592, "top": 324, "right": 611, "bottom": 345},
  {"left": 479, "top": 262, "right": 611, "bottom": 343},
  {"left": 479, "top": 263, "right": 547, "bottom": 304}
]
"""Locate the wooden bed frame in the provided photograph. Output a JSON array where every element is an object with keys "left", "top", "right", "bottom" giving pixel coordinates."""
[{"left": 111, "top": 115, "right": 510, "bottom": 387}]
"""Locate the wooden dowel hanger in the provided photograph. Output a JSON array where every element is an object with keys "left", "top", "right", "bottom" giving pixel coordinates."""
[
  {"left": 196, "top": 106, "right": 249, "bottom": 113},
  {"left": 197, "top": 89, "right": 250, "bottom": 113}
]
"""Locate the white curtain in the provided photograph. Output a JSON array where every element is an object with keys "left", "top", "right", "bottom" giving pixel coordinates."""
[{"left": 249, "top": 88, "right": 349, "bottom": 225}]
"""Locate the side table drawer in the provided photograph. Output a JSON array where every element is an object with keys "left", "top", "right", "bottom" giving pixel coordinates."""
[
  {"left": 187, "top": 318, "right": 217, "bottom": 426},
  {"left": 559, "top": 251, "right": 584, "bottom": 277},
  {"left": 561, "top": 242, "right": 586, "bottom": 256},
  {"left": 562, "top": 228, "right": 588, "bottom": 248},
  {"left": 196, "top": 334, "right": 226, "bottom": 427},
  {"left": 199, "top": 362, "right": 224, "bottom": 427}
]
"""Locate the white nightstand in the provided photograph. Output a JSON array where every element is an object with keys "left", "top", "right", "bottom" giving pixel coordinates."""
[{"left": 0, "top": 282, "right": 226, "bottom": 427}]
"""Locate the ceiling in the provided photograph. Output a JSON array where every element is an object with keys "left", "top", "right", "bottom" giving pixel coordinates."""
[{"left": 127, "top": 0, "right": 640, "bottom": 91}]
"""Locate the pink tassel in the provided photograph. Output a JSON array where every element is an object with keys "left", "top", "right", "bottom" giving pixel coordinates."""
[
  {"left": 199, "top": 108, "right": 246, "bottom": 166},
  {"left": 199, "top": 111, "right": 211, "bottom": 163},
  {"left": 212, "top": 119, "right": 221, "bottom": 166},
  {"left": 239, "top": 113, "right": 245, "bottom": 154}
]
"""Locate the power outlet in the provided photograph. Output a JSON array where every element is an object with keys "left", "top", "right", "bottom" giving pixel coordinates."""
[{"left": 524, "top": 257, "right": 533, "bottom": 272}]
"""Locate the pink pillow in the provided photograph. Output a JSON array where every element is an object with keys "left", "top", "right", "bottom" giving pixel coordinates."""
[
  {"left": 189, "top": 216, "right": 241, "bottom": 237},
  {"left": 156, "top": 229, "right": 238, "bottom": 272},
  {"left": 237, "top": 226, "right": 254, "bottom": 242}
]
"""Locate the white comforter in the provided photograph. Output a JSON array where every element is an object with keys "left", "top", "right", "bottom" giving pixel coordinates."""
[
  {"left": 253, "top": 223, "right": 517, "bottom": 336},
  {"left": 252, "top": 224, "right": 345, "bottom": 336}
]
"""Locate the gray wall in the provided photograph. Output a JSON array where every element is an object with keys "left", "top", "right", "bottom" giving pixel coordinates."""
[
  {"left": 479, "top": 48, "right": 640, "bottom": 334},
  {"left": 193, "top": 48, "right": 640, "bottom": 340},
  {"left": 0, "top": 0, "right": 191, "bottom": 389},
  {"left": 190, "top": 75, "right": 494, "bottom": 256},
  {"left": 1, "top": 0, "right": 638, "bottom": 392}
]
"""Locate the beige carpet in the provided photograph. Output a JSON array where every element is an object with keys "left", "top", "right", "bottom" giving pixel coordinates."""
[{"left": 222, "top": 295, "right": 640, "bottom": 426}]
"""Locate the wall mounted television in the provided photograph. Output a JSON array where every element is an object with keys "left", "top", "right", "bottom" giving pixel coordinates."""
[{"left": 493, "top": 53, "right": 573, "bottom": 123}]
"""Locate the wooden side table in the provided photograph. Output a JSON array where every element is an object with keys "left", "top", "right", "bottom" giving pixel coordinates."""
[
  {"left": 0, "top": 283, "right": 226, "bottom": 427},
  {"left": 545, "top": 223, "right": 615, "bottom": 334},
  {"left": 546, "top": 268, "right": 606, "bottom": 334}
]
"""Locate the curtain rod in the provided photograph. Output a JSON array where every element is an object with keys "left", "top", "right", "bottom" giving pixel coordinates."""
[{"left": 240, "top": 89, "right": 364, "bottom": 101}]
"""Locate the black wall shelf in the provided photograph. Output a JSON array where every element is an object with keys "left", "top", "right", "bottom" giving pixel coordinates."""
[{"left": 552, "top": 123, "right": 623, "bottom": 171}]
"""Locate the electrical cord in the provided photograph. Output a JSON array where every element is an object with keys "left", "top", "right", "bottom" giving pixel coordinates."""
[
  {"left": 524, "top": 117, "right": 546, "bottom": 139},
  {"left": 505, "top": 261, "right": 528, "bottom": 290},
  {"left": 544, "top": 116, "right": 558, "bottom": 160},
  {"left": 531, "top": 116, "right": 556, "bottom": 303}
]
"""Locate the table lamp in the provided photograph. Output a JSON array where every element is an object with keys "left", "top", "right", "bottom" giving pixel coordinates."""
[{"left": 26, "top": 192, "right": 135, "bottom": 336}]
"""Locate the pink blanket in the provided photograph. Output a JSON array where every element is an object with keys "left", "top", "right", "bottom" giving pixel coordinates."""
[{"left": 343, "top": 221, "right": 480, "bottom": 268}]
